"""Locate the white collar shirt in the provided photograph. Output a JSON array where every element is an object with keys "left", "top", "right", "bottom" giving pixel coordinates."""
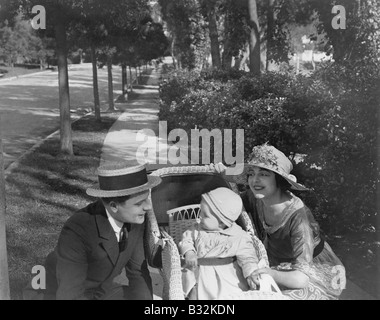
[{"left": 106, "top": 208, "right": 123, "bottom": 242}]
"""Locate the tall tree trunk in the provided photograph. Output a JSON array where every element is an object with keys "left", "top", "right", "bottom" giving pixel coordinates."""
[
  {"left": 234, "top": 42, "right": 249, "bottom": 70},
  {"left": 357, "top": 0, "right": 362, "bottom": 16},
  {"left": 207, "top": 1, "right": 221, "bottom": 69},
  {"left": 121, "top": 64, "right": 127, "bottom": 96},
  {"left": 135, "top": 68, "right": 138, "bottom": 85},
  {"left": 0, "top": 134, "right": 10, "bottom": 300},
  {"left": 107, "top": 55, "right": 115, "bottom": 111},
  {"left": 222, "top": 12, "right": 233, "bottom": 69},
  {"left": 295, "top": 52, "right": 300, "bottom": 74},
  {"left": 266, "top": 0, "right": 275, "bottom": 71},
  {"left": 171, "top": 36, "right": 177, "bottom": 69},
  {"left": 129, "top": 66, "right": 133, "bottom": 92},
  {"left": 247, "top": 0, "right": 261, "bottom": 75},
  {"left": 377, "top": 79, "right": 380, "bottom": 265},
  {"left": 78, "top": 49, "right": 83, "bottom": 64},
  {"left": 90, "top": 44, "right": 101, "bottom": 121},
  {"left": 55, "top": 20, "right": 73, "bottom": 155}
]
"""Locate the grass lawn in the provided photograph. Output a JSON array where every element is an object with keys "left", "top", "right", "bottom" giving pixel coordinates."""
[
  {"left": 5, "top": 111, "right": 379, "bottom": 300},
  {"left": 328, "top": 231, "right": 379, "bottom": 299},
  {"left": 5, "top": 111, "right": 122, "bottom": 300},
  {"left": 0, "top": 66, "right": 46, "bottom": 79},
  {"left": 5, "top": 113, "right": 379, "bottom": 300},
  {"left": 3, "top": 63, "right": 378, "bottom": 300}
]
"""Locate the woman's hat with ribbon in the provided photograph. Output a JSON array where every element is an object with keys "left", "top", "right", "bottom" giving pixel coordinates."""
[
  {"left": 86, "top": 163, "right": 162, "bottom": 198},
  {"left": 201, "top": 187, "right": 242, "bottom": 228},
  {"left": 229, "top": 143, "right": 308, "bottom": 191}
]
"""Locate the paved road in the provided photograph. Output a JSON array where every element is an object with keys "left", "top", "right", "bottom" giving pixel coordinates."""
[{"left": 0, "top": 63, "right": 123, "bottom": 169}]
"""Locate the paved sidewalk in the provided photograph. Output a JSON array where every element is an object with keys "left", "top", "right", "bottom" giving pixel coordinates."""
[
  {"left": 98, "top": 59, "right": 376, "bottom": 301},
  {"left": 99, "top": 62, "right": 168, "bottom": 300},
  {"left": 100, "top": 66, "right": 175, "bottom": 168}
]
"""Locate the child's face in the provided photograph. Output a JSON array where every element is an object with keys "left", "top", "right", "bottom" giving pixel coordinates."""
[{"left": 199, "top": 199, "right": 223, "bottom": 231}]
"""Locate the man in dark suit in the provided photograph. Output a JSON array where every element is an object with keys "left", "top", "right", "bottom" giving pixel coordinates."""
[{"left": 38, "top": 163, "right": 162, "bottom": 300}]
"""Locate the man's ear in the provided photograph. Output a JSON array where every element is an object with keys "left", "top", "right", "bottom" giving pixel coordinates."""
[{"left": 109, "top": 201, "right": 118, "bottom": 213}]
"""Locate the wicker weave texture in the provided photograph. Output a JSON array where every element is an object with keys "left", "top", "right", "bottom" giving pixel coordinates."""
[
  {"left": 167, "top": 204, "right": 200, "bottom": 245},
  {"left": 147, "top": 165, "right": 271, "bottom": 300},
  {"left": 144, "top": 208, "right": 163, "bottom": 268},
  {"left": 150, "top": 165, "right": 216, "bottom": 177},
  {"left": 160, "top": 230, "right": 185, "bottom": 300}
]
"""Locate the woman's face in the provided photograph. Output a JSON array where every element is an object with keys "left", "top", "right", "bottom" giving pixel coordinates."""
[
  {"left": 199, "top": 199, "right": 222, "bottom": 231},
  {"left": 247, "top": 166, "right": 279, "bottom": 199}
]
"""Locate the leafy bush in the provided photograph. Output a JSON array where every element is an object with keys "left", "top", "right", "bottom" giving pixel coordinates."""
[
  {"left": 299, "top": 64, "right": 378, "bottom": 233},
  {"left": 200, "top": 68, "right": 247, "bottom": 82},
  {"left": 158, "top": 66, "right": 378, "bottom": 233}
]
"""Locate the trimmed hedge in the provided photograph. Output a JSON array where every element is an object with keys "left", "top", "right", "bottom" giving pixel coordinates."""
[{"left": 158, "top": 66, "right": 378, "bottom": 234}]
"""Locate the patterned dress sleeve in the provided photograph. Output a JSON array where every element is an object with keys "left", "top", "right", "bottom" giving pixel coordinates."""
[
  {"left": 287, "top": 211, "right": 315, "bottom": 278},
  {"left": 235, "top": 232, "right": 259, "bottom": 278}
]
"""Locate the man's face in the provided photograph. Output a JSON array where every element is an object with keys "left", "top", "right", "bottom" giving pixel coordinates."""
[{"left": 110, "top": 191, "right": 152, "bottom": 224}]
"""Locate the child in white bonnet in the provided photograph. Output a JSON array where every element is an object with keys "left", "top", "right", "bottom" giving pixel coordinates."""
[{"left": 178, "top": 187, "right": 260, "bottom": 300}]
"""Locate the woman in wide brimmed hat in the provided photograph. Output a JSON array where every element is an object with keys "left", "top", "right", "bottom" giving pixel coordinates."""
[{"left": 209, "top": 143, "right": 346, "bottom": 300}]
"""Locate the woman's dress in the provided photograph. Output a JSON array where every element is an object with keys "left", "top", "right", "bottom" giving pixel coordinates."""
[{"left": 241, "top": 189, "right": 346, "bottom": 300}]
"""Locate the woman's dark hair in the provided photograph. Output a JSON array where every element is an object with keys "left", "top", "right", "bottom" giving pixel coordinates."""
[
  {"left": 275, "top": 174, "right": 292, "bottom": 192},
  {"left": 246, "top": 168, "right": 292, "bottom": 192}
]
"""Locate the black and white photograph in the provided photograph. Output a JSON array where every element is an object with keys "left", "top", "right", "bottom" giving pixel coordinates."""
[{"left": 0, "top": 0, "right": 378, "bottom": 304}]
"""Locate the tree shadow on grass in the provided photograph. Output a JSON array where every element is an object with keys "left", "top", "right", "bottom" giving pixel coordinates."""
[{"left": 5, "top": 113, "right": 121, "bottom": 299}]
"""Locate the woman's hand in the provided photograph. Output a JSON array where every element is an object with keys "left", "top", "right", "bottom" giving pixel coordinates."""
[
  {"left": 205, "top": 162, "right": 227, "bottom": 175},
  {"left": 251, "top": 267, "right": 276, "bottom": 279},
  {"left": 184, "top": 251, "right": 198, "bottom": 270},
  {"left": 246, "top": 273, "right": 260, "bottom": 289},
  {"left": 247, "top": 268, "right": 275, "bottom": 289},
  {"left": 252, "top": 267, "right": 309, "bottom": 289}
]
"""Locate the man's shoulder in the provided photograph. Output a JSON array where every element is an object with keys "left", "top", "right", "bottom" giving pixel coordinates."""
[{"left": 64, "top": 201, "right": 103, "bottom": 230}]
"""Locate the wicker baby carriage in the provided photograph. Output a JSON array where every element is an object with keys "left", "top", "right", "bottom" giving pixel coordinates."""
[{"left": 144, "top": 165, "right": 284, "bottom": 300}]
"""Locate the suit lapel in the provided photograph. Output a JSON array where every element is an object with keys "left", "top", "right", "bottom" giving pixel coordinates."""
[{"left": 94, "top": 202, "right": 119, "bottom": 266}]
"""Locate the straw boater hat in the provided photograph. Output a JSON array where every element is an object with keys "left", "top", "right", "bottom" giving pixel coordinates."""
[
  {"left": 201, "top": 187, "right": 243, "bottom": 228},
  {"left": 86, "top": 163, "right": 162, "bottom": 198},
  {"left": 227, "top": 143, "right": 308, "bottom": 191}
]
